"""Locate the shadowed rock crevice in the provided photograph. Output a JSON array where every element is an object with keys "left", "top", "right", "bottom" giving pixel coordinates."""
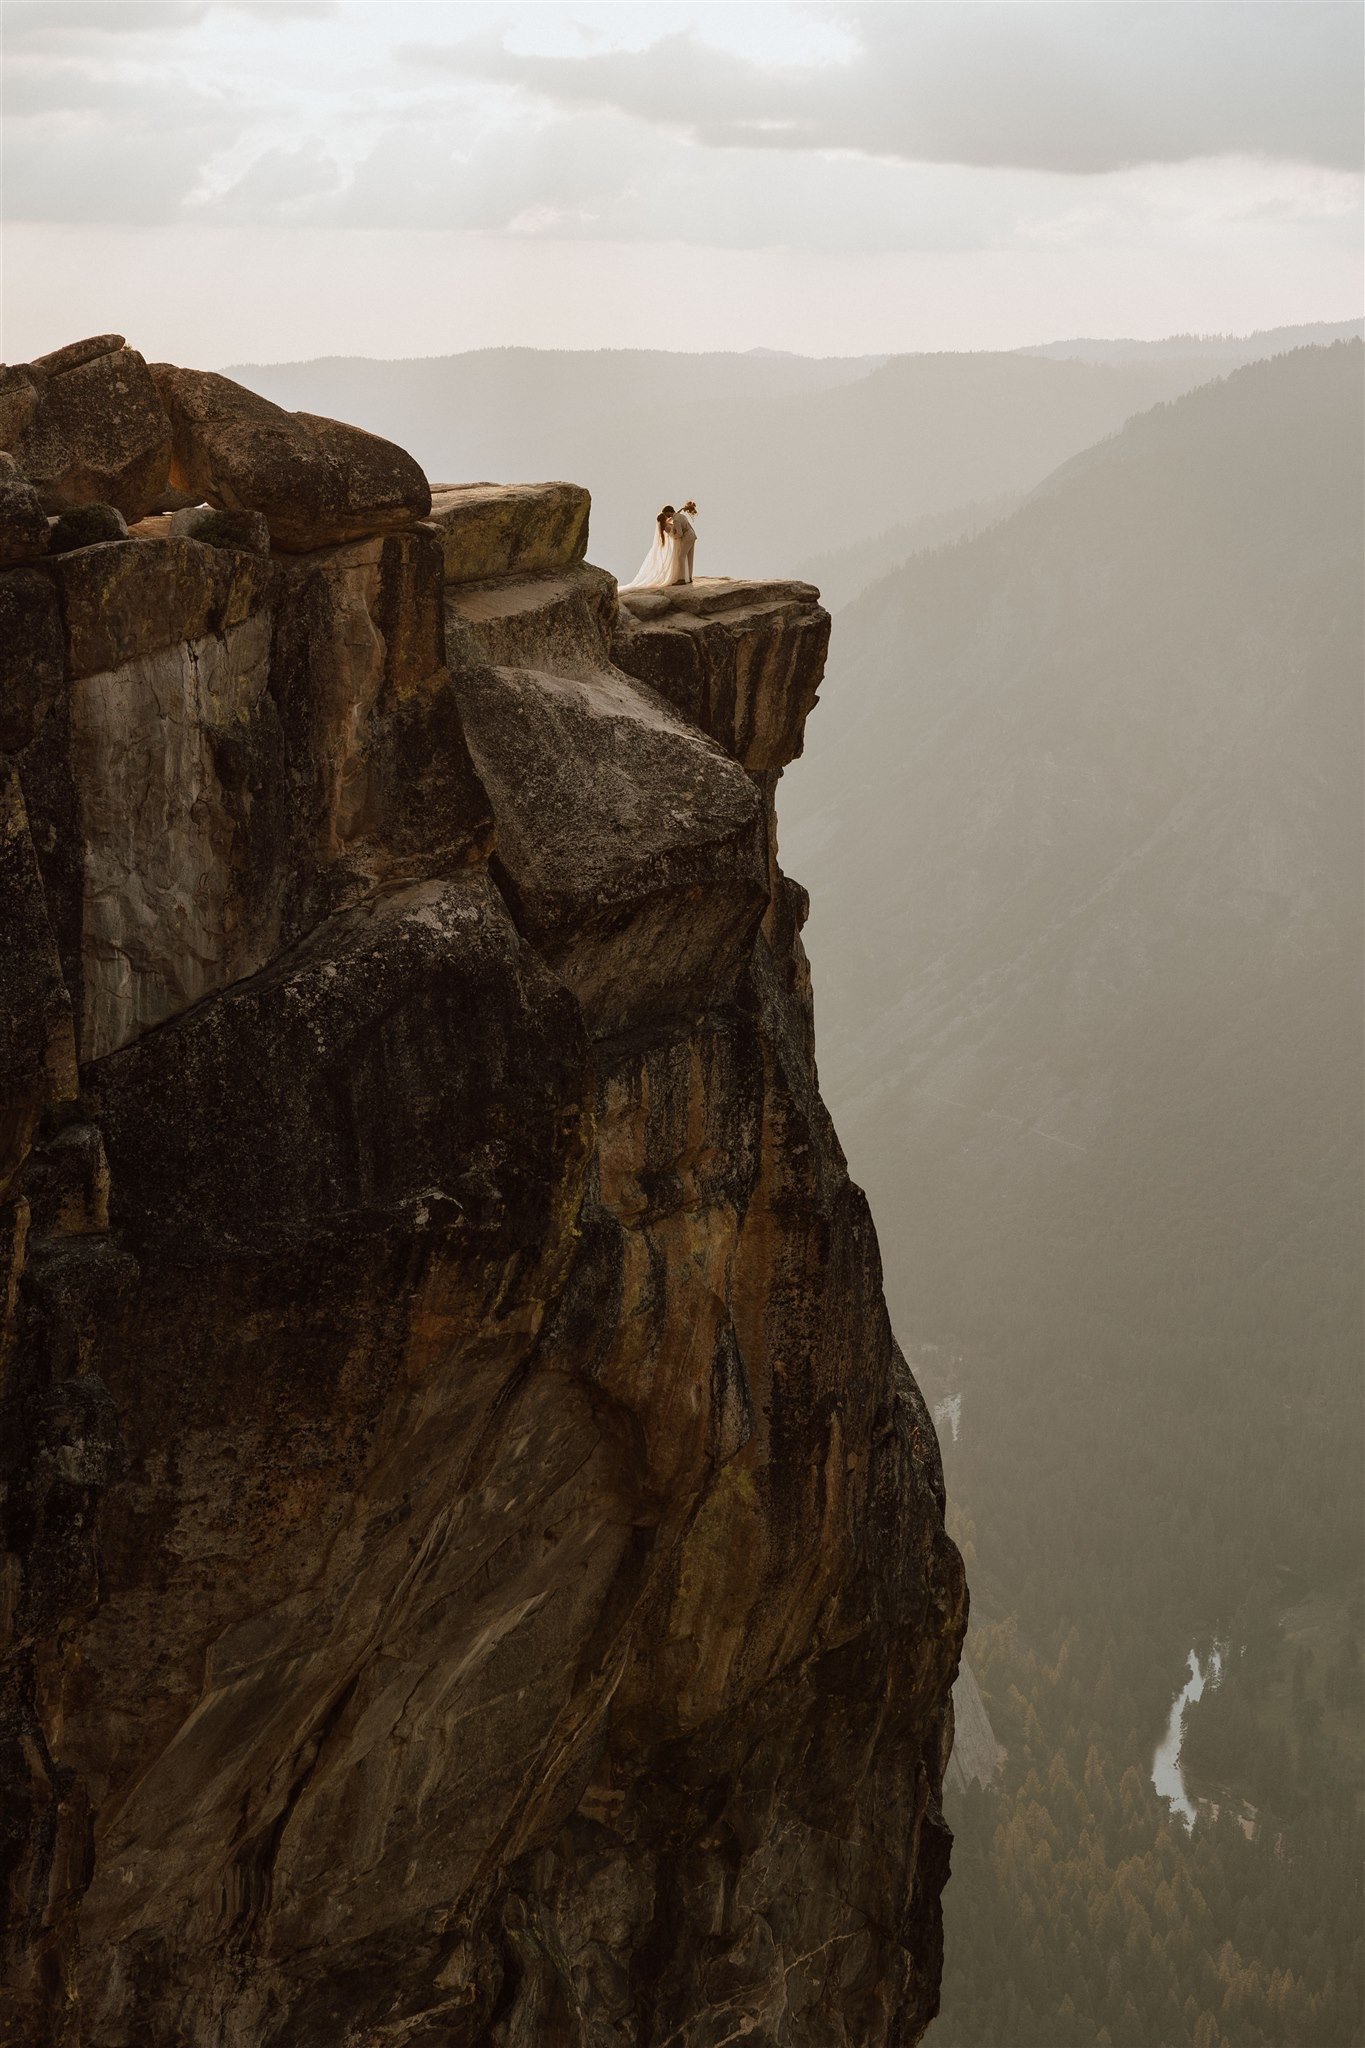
[{"left": 0, "top": 358, "right": 965, "bottom": 2047}]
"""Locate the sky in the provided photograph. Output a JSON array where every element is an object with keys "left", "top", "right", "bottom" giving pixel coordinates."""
[{"left": 1, "top": 0, "right": 1361, "bottom": 365}]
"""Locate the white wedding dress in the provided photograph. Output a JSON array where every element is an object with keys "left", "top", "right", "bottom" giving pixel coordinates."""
[{"left": 621, "top": 522, "right": 681, "bottom": 592}]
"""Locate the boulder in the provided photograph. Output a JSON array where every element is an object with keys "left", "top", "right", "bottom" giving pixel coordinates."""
[
  {"left": 0, "top": 336, "right": 172, "bottom": 522},
  {"left": 167, "top": 505, "right": 271, "bottom": 555},
  {"left": 33, "top": 334, "right": 127, "bottom": 376},
  {"left": 427, "top": 481, "right": 590, "bottom": 583},
  {"left": 49, "top": 503, "right": 129, "bottom": 553},
  {"left": 151, "top": 365, "right": 431, "bottom": 552},
  {"left": 615, "top": 578, "right": 831, "bottom": 772},
  {"left": 450, "top": 655, "right": 767, "bottom": 1039}
]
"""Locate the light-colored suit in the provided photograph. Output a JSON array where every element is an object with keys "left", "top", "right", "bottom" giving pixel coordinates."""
[{"left": 672, "top": 508, "right": 696, "bottom": 583}]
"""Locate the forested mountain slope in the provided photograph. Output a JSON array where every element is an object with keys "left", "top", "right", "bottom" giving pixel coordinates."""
[
  {"left": 787, "top": 342, "right": 1362, "bottom": 1495},
  {"left": 783, "top": 339, "right": 1364, "bottom": 2046},
  {"left": 1022, "top": 317, "right": 1362, "bottom": 364}
]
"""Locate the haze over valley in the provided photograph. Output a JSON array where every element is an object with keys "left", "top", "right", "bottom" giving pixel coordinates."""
[
  {"left": 229, "top": 321, "right": 1361, "bottom": 600},
  {"left": 785, "top": 335, "right": 1364, "bottom": 2048}
]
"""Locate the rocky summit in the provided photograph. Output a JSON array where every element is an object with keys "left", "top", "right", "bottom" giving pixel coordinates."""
[{"left": 0, "top": 342, "right": 965, "bottom": 2047}]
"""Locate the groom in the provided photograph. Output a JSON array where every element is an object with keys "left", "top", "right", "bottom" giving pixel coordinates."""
[{"left": 673, "top": 500, "right": 697, "bottom": 583}]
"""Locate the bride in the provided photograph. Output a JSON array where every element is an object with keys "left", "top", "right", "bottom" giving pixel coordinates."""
[{"left": 621, "top": 504, "right": 682, "bottom": 591}]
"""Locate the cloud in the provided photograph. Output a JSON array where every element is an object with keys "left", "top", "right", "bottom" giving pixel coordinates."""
[
  {"left": 2, "top": 0, "right": 333, "bottom": 44},
  {"left": 2, "top": 113, "right": 240, "bottom": 226},
  {"left": 1, "top": 54, "right": 232, "bottom": 120},
  {"left": 3, "top": 0, "right": 1359, "bottom": 264},
  {"left": 0, "top": 3, "right": 342, "bottom": 223},
  {"left": 0, "top": 2, "right": 214, "bottom": 50},
  {"left": 404, "top": 3, "right": 1365, "bottom": 175},
  {"left": 178, "top": 100, "right": 1361, "bottom": 261},
  {"left": 278, "top": 109, "right": 1024, "bottom": 251},
  {"left": 193, "top": 138, "right": 347, "bottom": 219}
]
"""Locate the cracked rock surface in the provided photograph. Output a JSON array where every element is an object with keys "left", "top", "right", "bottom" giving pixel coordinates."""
[{"left": 0, "top": 401, "right": 965, "bottom": 2047}]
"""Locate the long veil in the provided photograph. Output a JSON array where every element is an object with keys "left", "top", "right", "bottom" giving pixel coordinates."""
[{"left": 621, "top": 522, "right": 677, "bottom": 592}]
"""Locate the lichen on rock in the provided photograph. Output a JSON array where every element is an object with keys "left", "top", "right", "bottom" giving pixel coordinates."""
[{"left": 0, "top": 359, "right": 965, "bottom": 2047}]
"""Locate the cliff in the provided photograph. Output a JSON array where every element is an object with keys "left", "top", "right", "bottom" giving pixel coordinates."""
[{"left": 0, "top": 338, "right": 966, "bottom": 2047}]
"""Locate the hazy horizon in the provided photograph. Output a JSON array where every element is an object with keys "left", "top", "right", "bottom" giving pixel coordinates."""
[
  {"left": 223, "top": 320, "right": 1364, "bottom": 592},
  {"left": 224, "top": 315, "right": 1365, "bottom": 372}
]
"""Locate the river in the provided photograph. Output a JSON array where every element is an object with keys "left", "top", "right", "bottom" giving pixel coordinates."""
[
  {"left": 1151, "top": 1647, "right": 1222, "bottom": 1824},
  {"left": 933, "top": 1392, "right": 962, "bottom": 1444}
]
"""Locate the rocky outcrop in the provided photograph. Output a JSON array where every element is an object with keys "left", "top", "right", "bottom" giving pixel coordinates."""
[
  {"left": 430, "top": 481, "right": 591, "bottom": 583},
  {"left": 0, "top": 340, "right": 435, "bottom": 558},
  {"left": 151, "top": 366, "right": 432, "bottom": 551},
  {"left": 1, "top": 392, "right": 965, "bottom": 2046},
  {"left": 0, "top": 336, "right": 171, "bottom": 523},
  {"left": 447, "top": 567, "right": 766, "bottom": 1041},
  {"left": 616, "top": 580, "right": 831, "bottom": 774}
]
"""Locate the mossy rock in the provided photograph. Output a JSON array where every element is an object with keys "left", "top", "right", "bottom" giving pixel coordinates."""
[
  {"left": 167, "top": 506, "right": 271, "bottom": 555},
  {"left": 49, "top": 503, "right": 130, "bottom": 554}
]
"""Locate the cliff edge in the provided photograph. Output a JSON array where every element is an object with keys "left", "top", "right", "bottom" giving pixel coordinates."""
[{"left": 0, "top": 341, "right": 966, "bottom": 2047}]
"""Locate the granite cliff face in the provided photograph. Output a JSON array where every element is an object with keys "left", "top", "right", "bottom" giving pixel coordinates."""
[{"left": 0, "top": 343, "right": 966, "bottom": 2047}]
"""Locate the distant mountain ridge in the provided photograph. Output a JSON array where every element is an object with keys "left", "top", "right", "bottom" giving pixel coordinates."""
[
  {"left": 1020, "top": 318, "right": 1362, "bottom": 364},
  {"left": 224, "top": 327, "right": 1350, "bottom": 592}
]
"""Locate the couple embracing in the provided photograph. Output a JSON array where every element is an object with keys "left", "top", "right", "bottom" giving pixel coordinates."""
[{"left": 622, "top": 500, "right": 697, "bottom": 592}]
